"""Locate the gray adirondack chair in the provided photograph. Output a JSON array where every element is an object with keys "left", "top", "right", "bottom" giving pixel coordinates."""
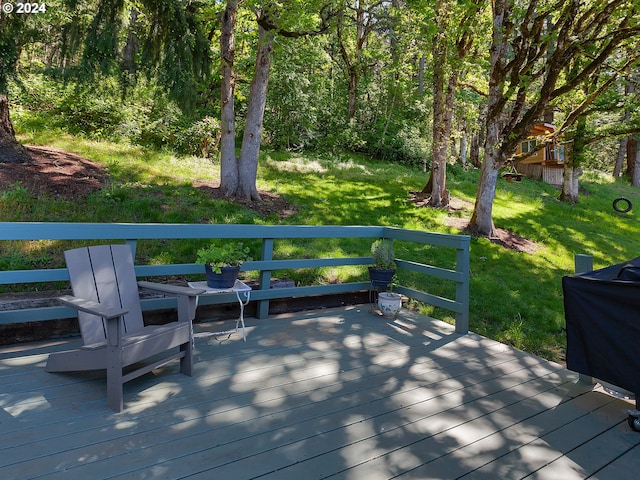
[{"left": 46, "top": 244, "right": 205, "bottom": 411}]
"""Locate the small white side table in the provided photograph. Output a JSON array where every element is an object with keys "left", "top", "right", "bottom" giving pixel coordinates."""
[{"left": 188, "top": 279, "right": 252, "bottom": 341}]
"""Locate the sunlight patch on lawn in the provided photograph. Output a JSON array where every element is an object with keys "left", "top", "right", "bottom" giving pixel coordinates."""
[
  {"left": 331, "top": 159, "right": 372, "bottom": 174},
  {"left": 265, "top": 156, "right": 328, "bottom": 174},
  {"left": 264, "top": 154, "right": 374, "bottom": 176}
]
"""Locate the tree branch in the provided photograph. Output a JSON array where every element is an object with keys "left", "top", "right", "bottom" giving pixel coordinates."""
[{"left": 257, "top": 3, "right": 338, "bottom": 38}]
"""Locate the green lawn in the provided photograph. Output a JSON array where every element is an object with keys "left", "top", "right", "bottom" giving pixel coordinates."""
[{"left": 5, "top": 131, "right": 640, "bottom": 363}]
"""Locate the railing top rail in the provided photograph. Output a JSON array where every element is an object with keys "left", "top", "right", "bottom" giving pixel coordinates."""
[
  {"left": 0, "top": 223, "right": 387, "bottom": 240},
  {"left": 383, "top": 226, "right": 470, "bottom": 248},
  {"left": 0, "top": 222, "right": 470, "bottom": 248}
]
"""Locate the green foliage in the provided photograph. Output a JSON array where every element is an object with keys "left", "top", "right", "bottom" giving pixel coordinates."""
[
  {"left": 364, "top": 121, "right": 430, "bottom": 167},
  {"left": 264, "top": 40, "right": 323, "bottom": 150},
  {"left": 56, "top": 87, "right": 126, "bottom": 138},
  {"left": 196, "top": 243, "right": 253, "bottom": 273},
  {"left": 370, "top": 239, "right": 396, "bottom": 270},
  {"left": 11, "top": 72, "right": 221, "bottom": 156},
  {"left": 174, "top": 116, "right": 221, "bottom": 158},
  {"left": 76, "top": 0, "right": 211, "bottom": 111}
]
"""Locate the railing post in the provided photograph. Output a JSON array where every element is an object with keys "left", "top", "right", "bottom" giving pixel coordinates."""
[
  {"left": 455, "top": 238, "right": 470, "bottom": 335},
  {"left": 575, "top": 254, "right": 593, "bottom": 274},
  {"left": 125, "top": 239, "right": 138, "bottom": 258},
  {"left": 257, "top": 238, "right": 274, "bottom": 319}
]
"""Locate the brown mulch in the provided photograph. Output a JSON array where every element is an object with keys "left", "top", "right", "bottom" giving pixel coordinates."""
[
  {"left": 408, "top": 190, "right": 540, "bottom": 254},
  {"left": 0, "top": 145, "right": 296, "bottom": 218},
  {"left": 193, "top": 180, "right": 297, "bottom": 219},
  {"left": 0, "top": 145, "right": 108, "bottom": 198}
]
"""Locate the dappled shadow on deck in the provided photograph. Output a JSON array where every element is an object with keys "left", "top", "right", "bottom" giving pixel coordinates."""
[{"left": 1, "top": 307, "right": 640, "bottom": 479}]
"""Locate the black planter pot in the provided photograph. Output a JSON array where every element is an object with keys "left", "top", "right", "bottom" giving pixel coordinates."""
[
  {"left": 205, "top": 265, "right": 240, "bottom": 289},
  {"left": 368, "top": 267, "right": 395, "bottom": 290}
]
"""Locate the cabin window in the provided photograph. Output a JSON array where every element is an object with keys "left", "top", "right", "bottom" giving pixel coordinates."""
[
  {"left": 554, "top": 145, "right": 565, "bottom": 162},
  {"left": 521, "top": 139, "right": 536, "bottom": 154}
]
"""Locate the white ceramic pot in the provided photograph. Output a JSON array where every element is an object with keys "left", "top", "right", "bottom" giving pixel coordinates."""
[{"left": 378, "top": 291, "right": 402, "bottom": 318}]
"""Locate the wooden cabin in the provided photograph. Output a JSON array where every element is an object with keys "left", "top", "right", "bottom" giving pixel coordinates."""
[{"left": 514, "top": 123, "right": 567, "bottom": 186}]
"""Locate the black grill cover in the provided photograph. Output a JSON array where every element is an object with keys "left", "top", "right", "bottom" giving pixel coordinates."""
[{"left": 563, "top": 257, "right": 640, "bottom": 394}]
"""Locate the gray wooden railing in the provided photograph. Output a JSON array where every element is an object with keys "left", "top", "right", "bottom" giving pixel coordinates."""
[{"left": 0, "top": 223, "right": 471, "bottom": 334}]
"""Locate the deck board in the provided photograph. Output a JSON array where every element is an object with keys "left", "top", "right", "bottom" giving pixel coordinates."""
[{"left": 1, "top": 306, "right": 638, "bottom": 479}]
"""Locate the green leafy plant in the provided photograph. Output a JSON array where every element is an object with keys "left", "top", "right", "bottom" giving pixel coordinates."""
[
  {"left": 196, "top": 243, "right": 252, "bottom": 273},
  {"left": 371, "top": 239, "right": 396, "bottom": 270}
]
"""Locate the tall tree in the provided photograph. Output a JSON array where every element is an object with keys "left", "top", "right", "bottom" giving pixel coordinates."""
[
  {"left": 236, "top": 15, "right": 274, "bottom": 201},
  {"left": 468, "top": 0, "right": 640, "bottom": 237},
  {"left": 332, "top": 0, "right": 389, "bottom": 121},
  {"left": 219, "top": 1, "right": 335, "bottom": 201},
  {"left": 424, "top": 0, "right": 452, "bottom": 207},
  {"left": 0, "top": 0, "right": 37, "bottom": 163},
  {"left": 421, "top": 0, "right": 484, "bottom": 208},
  {"left": 219, "top": 0, "right": 240, "bottom": 197}
]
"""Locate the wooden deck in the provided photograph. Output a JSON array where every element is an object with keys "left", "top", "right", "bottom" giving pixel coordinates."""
[{"left": 1, "top": 306, "right": 639, "bottom": 479}]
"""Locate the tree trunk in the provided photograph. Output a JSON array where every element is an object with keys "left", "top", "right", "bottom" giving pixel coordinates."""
[
  {"left": 336, "top": 1, "right": 369, "bottom": 122},
  {"left": 427, "top": 78, "right": 453, "bottom": 206},
  {"left": 559, "top": 137, "right": 581, "bottom": 203},
  {"left": 633, "top": 136, "right": 640, "bottom": 187},
  {"left": 560, "top": 166, "right": 581, "bottom": 203},
  {"left": 468, "top": 154, "right": 500, "bottom": 237},
  {"left": 612, "top": 77, "right": 633, "bottom": 178},
  {"left": 219, "top": 0, "right": 239, "bottom": 197},
  {"left": 122, "top": 9, "right": 140, "bottom": 73},
  {"left": 0, "top": 94, "right": 27, "bottom": 164},
  {"left": 425, "top": 1, "right": 457, "bottom": 208},
  {"left": 466, "top": 0, "right": 508, "bottom": 237},
  {"left": 628, "top": 137, "right": 637, "bottom": 179},
  {"left": 420, "top": 174, "right": 433, "bottom": 194},
  {"left": 460, "top": 128, "right": 467, "bottom": 167},
  {"left": 0, "top": 94, "right": 15, "bottom": 139},
  {"left": 347, "top": 68, "right": 359, "bottom": 120},
  {"left": 559, "top": 113, "right": 585, "bottom": 203},
  {"left": 237, "top": 24, "right": 274, "bottom": 201},
  {"left": 469, "top": 134, "right": 480, "bottom": 168},
  {"left": 613, "top": 136, "right": 628, "bottom": 178},
  {"left": 418, "top": 56, "right": 425, "bottom": 96},
  {"left": 427, "top": 25, "right": 448, "bottom": 207}
]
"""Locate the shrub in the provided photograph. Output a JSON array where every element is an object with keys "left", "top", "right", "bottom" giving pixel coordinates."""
[
  {"left": 196, "top": 243, "right": 253, "bottom": 273},
  {"left": 174, "top": 116, "right": 221, "bottom": 158},
  {"left": 371, "top": 239, "right": 396, "bottom": 270}
]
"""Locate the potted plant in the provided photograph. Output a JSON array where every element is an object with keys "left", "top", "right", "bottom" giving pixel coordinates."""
[
  {"left": 377, "top": 286, "right": 402, "bottom": 318},
  {"left": 196, "top": 242, "right": 252, "bottom": 288},
  {"left": 368, "top": 239, "right": 396, "bottom": 289}
]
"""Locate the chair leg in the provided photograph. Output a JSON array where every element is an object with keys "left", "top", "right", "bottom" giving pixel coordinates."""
[
  {"left": 180, "top": 340, "right": 193, "bottom": 376},
  {"left": 177, "top": 295, "right": 196, "bottom": 377},
  {"left": 107, "top": 345, "right": 124, "bottom": 412}
]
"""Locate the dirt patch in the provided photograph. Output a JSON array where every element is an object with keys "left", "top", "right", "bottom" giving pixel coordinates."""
[
  {"left": 444, "top": 216, "right": 541, "bottom": 254},
  {"left": 0, "top": 145, "right": 108, "bottom": 198},
  {"left": 193, "top": 180, "right": 297, "bottom": 219},
  {"left": 409, "top": 191, "right": 540, "bottom": 254},
  {"left": 0, "top": 145, "right": 296, "bottom": 217}
]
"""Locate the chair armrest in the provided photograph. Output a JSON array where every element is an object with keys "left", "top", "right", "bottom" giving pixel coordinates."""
[
  {"left": 138, "top": 281, "right": 206, "bottom": 297},
  {"left": 58, "top": 295, "right": 128, "bottom": 319}
]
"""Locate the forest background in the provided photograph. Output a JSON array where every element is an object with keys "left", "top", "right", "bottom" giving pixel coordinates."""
[{"left": 1, "top": 1, "right": 640, "bottom": 361}]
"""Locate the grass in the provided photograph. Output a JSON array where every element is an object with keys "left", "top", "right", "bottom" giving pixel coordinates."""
[{"left": 4, "top": 127, "right": 640, "bottom": 363}]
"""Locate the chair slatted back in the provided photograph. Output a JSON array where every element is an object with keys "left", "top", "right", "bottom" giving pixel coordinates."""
[{"left": 65, "top": 245, "right": 145, "bottom": 345}]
